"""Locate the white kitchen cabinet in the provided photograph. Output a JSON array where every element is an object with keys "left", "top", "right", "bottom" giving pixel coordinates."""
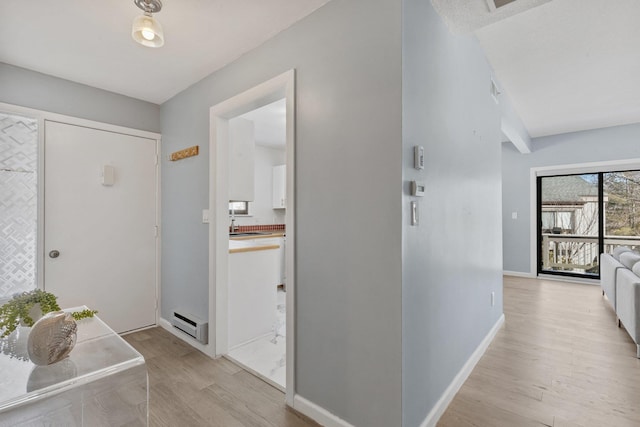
[
  {"left": 272, "top": 164, "right": 286, "bottom": 209},
  {"left": 230, "top": 236, "right": 285, "bottom": 286},
  {"left": 228, "top": 242, "right": 279, "bottom": 349},
  {"left": 229, "top": 117, "right": 255, "bottom": 202}
]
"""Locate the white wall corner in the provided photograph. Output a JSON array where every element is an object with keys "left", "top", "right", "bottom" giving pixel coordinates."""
[
  {"left": 419, "top": 314, "right": 506, "bottom": 427},
  {"left": 293, "top": 395, "right": 356, "bottom": 427}
]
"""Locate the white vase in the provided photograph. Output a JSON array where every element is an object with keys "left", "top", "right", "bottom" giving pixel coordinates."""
[{"left": 27, "top": 311, "right": 78, "bottom": 366}]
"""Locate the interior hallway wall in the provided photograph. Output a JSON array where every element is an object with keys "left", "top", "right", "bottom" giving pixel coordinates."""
[
  {"left": 0, "top": 62, "right": 160, "bottom": 132},
  {"left": 160, "top": 0, "right": 403, "bottom": 425},
  {"left": 402, "top": 1, "right": 504, "bottom": 425}
]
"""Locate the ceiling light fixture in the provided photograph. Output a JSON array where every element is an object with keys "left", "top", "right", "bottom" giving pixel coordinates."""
[{"left": 132, "top": 0, "right": 164, "bottom": 48}]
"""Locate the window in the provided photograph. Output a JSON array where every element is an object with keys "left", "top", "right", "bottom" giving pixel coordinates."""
[
  {"left": 541, "top": 211, "right": 575, "bottom": 234},
  {"left": 229, "top": 201, "right": 249, "bottom": 215},
  {"left": 537, "top": 170, "right": 640, "bottom": 279},
  {"left": 0, "top": 112, "right": 38, "bottom": 299}
]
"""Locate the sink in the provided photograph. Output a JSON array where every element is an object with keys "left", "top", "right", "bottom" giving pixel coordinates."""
[{"left": 229, "top": 231, "right": 272, "bottom": 236}]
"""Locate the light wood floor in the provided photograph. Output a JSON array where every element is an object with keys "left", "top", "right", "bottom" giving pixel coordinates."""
[
  {"left": 123, "top": 327, "right": 319, "bottom": 427},
  {"left": 124, "top": 276, "right": 640, "bottom": 427},
  {"left": 439, "top": 275, "right": 640, "bottom": 427}
]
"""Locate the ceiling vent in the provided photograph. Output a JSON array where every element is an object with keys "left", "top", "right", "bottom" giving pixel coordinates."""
[{"left": 486, "top": 0, "right": 519, "bottom": 10}]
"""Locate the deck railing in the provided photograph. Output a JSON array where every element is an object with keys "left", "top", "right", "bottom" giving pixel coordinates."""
[{"left": 542, "top": 234, "right": 640, "bottom": 273}]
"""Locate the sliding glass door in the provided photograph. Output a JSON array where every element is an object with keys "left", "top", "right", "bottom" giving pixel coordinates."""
[
  {"left": 603, "top": 171, "right": 640, "bottom": 253},
  {"left": 538, "top": 170, "right": 640, "bottom": 279}
]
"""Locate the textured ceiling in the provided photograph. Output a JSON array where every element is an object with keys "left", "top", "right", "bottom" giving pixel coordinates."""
[
  {"left": 0, "top": 0, "right": 330, "bottom": 104},
  {"left": 475, "top": 0, "right": 640, "bottom": 137},
  {"left": 2, "top": 0, "right": 637, "bottom": 139}
]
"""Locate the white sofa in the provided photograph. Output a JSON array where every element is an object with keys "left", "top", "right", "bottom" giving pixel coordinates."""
[{"left": 600, "top": 247, "right": 640, "bottom": 358}]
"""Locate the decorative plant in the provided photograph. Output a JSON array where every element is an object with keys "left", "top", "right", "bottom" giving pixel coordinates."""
[{"left": 0, "top": 289, "right": 97, "bottom": 338}]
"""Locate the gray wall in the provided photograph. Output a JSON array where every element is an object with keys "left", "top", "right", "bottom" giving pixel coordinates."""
[
  {"left": 402, "top": 1, "right": 504, "bottom": 425},
  {"left": 160, "top": 0, "right": 403, "bottom": 425},
  {"left": 503, "top": 123, "right": 640, "bottom": 273},
  {"left": 0, "top": 63, "right": 160, "bottom": 132}
]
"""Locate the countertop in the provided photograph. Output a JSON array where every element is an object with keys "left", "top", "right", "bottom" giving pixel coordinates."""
[{"left": 229, "top": 231, "right": 285, "bottom": 241}]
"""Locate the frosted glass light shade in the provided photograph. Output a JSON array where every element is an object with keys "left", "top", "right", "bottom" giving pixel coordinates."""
[{"left": 132, "top": 13, "right": 164, "bottom": 48}]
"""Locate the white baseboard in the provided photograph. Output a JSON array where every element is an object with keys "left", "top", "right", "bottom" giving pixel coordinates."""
[
  {"left": 419, "top": 314, "right": 505, "bottom": 427},
  {"left": 293, "top": 395, "right": 355, "bottom": 427},
  {"left": 503, "top": 271, "right": 600, "bottom": 286},
  {"left": 503, "top": 270, "right": 535, "bottom": 278},
  {"left": 159, "top": 317, "right": 212, "bottom": 356},
  {"left": 536, "top": 273, "right": 599, "bottom": 286}
]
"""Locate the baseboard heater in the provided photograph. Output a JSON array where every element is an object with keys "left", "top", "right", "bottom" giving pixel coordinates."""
[{"left": 171, "top": 310, "right": 208, "bottom": 344}]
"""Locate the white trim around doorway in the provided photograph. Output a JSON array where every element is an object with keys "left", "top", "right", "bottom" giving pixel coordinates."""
[
  {"left": 208, "top": 70, "right": 296, "bottom": 405},
  {"left": 0, "top": 101, "right": 162, "bottom": 328}
]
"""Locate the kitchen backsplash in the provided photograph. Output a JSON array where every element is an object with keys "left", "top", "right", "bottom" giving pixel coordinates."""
[{"left": 230, "top": 224, "right": 285, "bottom": 233}]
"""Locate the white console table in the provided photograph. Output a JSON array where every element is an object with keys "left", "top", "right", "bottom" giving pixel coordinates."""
[{"left": 0, "top": 307, "right": 148, "bottom": 426}]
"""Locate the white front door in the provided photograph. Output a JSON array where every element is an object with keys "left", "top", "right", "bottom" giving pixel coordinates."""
[{"left": 44, "top": 121, "right": 158, "bottom": 333}]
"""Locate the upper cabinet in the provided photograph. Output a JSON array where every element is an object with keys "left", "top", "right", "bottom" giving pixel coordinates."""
[
  {"left": 228, "top": 117, "right": 255, "bottom": 202},
  {"left": 272, "top": 164, "right": 286, "bottom": 209}
]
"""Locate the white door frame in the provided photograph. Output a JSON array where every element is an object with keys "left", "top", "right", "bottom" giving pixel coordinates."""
[
  {"left": 208, "top": 70, "right": 296, "bottom": 404},
  {"left": 529, "top": 158, "right": 640, "bottom": 277},
  {"left": 0, "top": 102, "right": 162, "bottom": 326}
]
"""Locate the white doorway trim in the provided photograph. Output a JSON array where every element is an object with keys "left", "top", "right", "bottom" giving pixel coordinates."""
[
  {"left": 208, "top": 70, "right": 296, "bottom": 405},
  {"left": 0, "top": 102, "right": 162, "bottom": 327}
]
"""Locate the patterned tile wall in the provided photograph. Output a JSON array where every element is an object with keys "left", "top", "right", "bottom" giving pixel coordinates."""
[{"left": 0, "top": 113, "right": 38, "bottom": 298}]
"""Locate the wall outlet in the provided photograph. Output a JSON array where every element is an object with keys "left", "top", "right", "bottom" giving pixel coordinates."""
[
  {"left": 491, "top": 291, "right": 495, "bottom": 307},
  {"left": 202, "top": 209, "right": 210, "bottom": 224},
  {"left": 511, "top": 211, "right": 518, "bottom": 219}
]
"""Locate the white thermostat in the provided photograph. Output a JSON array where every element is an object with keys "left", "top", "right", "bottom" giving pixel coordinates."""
[
  {"left": 411, "top": 181, "right": 425, "bottom": 196},
  {"left": 414, "top": 145, "right": 424, "bottom": 170}
]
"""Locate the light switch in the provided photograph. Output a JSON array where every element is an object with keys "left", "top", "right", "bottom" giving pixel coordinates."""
[
  {"left": 511, "top": 212, "right": 518, "bottom": 220},
  {"left": 202, "top": 209, "right": 210, "bottom": 224}
]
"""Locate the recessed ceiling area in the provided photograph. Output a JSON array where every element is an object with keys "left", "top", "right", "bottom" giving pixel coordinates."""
[
  {"left": 493, "top": 0, "right": 518, "bottom": 8},
  {"left": 432, "top": 0, "right": 552, "bottom": 33},
  {"left": 0, "top": 0, "right": 330, "bottom": 104}
]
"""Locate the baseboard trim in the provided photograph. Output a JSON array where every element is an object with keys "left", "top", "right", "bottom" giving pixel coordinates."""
[
  {"left": 503, "top": 270, "right": 535, "bottom": 278},
  {"left": 536, "top": 273, "right": 599, "bottom": 286},
  {"left": 419, "top": 313, "right": 506, "bottom": 427},
  {"left": 293, "top": 395, "right": 355, "bottom": 427},
  {"left": 159, "top": 317, "right": 210, "bottom": 355}
]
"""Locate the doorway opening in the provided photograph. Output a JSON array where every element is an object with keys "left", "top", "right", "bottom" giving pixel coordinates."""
[
  {"left": 537, "top": 170, "right": 640, "bottom": 279},
  {"left": 209, "top": 70, "right": 295, "bottom": 403},
  {"left": 226, "top": 99, "right": 287, "bottom": 389}
]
